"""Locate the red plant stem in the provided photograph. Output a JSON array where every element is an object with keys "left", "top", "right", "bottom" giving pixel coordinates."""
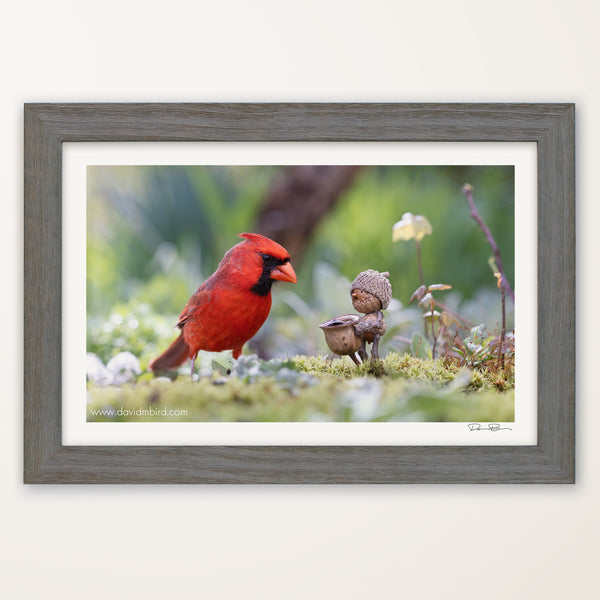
[
  {"left": 498, "top": 284, "right": 506, "bottom": 370},
  {"left": 462, "top": 184, "right": 515, "bottom": 304}
]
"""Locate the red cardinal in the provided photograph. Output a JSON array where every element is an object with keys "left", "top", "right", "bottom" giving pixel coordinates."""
[{"left": 148, "top": 233, "right": 297, "bottom": 377}]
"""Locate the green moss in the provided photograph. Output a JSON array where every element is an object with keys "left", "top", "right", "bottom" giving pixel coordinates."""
[
  {"left": 292, "top": 352, "right": 513, "bottom": 390},
  {"left": 87, "top": 352, "right": 514, "bottom": 423}
]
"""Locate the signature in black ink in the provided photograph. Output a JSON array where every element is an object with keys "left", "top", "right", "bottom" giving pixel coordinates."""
[{"left": 468, "top": 423, "right": 512, "bottom": 432}]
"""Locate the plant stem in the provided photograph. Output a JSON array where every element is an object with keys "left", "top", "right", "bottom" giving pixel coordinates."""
[
  {"left": 430, "top": 298, "right": 438, "bottom": 358},
  {"left": 462, "top": 184, "right": 515, "bottom": 304},
  {"left": 498, "top": 283, "right": 506, "bottom": 370},
  {"left": 415, "top": 239, "right": 428, "bottom": 338},
  {"left": 415, "top": 238, "right": 425, "bottom": 286}
]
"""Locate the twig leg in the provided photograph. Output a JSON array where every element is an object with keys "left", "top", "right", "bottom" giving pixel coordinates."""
[
  {"left": 371, "top": 335, "right": 381, "bottom": 360},
  {"left": 358, "top": 342, "right": 369, "bottom": 362}
]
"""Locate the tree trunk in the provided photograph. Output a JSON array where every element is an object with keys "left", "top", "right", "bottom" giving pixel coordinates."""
[{"left": 254, "top": 165, "right": 362, "bottom": 262}]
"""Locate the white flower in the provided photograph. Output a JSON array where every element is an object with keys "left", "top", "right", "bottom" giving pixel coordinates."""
[
  {"left": 392, "top": 212, "right": 433, "bottom": 242},
  {"left": 86, "top": 353, "right": 112, "bottom": 386},
  {"left": 106, "top": 352, "right": 142, "bottom": 385}
]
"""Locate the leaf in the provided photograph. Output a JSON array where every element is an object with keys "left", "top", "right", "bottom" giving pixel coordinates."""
[
  {"left": 411, "top": 332, "right": 432, "bottom": 359},
  {"left": 469, "top": 324, "right": 487, "bottom": 339},
  {"left": 428, "top": 283, "right": 452, "bottom": 291},
  {"left": 440, "top": 311, "right": 457, "bottom": 327},
  {"left": 423, "top": 310, "right": 441, "bottom": 322},
  {"left": 211, "top": 357, "right": 234, "bottom": 376},
  {"left": 409, "top": 284, "right": 427, "bottom": 304},
  {"left": 418, "top": 292, "right": 434, "bottom": 308}
]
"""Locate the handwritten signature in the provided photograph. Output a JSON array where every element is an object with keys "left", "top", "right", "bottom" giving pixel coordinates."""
[{"left": 468, "top": 423, "right": 513, "bottom": 432}]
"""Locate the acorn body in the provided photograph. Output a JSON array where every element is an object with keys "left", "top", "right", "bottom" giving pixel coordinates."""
[
  {"left": 354, "top": 311, "right": 387, "bottom": 343},
  {"left": 350, "top": 270, "right": 392, "bottom": 362}
]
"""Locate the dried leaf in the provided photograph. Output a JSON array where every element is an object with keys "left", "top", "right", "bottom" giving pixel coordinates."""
[
  {"left": 418, "top": 292, "right": 434, "bottom": 308},
  {"left": 409, "top": 284, "right": 427, "bottom": 304},
  {"left": 428, "top": 283, "right": 452, "bottom": 291},
  {"left": 440, "top": 311, "right": 457, "bottom": 327}
]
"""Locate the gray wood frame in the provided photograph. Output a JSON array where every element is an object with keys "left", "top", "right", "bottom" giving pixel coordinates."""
[{"left": 24, "top": 103, "right": 575, "bottom": 483}]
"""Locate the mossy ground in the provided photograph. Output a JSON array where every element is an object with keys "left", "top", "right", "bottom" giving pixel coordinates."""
[{"left": 87, "top": 352, "right": 514, "bottom": 423}]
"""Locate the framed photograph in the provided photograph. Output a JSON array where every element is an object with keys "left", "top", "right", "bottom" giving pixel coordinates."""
[{"left": 24, "top": 103, "right": 575, "bottom": 483}]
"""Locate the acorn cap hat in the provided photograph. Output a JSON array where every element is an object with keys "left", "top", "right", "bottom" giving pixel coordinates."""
[{"left": 350, "top": 269, "right": 392, "bottom": 310}]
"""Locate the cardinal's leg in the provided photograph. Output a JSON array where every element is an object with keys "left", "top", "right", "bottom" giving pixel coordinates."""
[{"left": 190, "top": 353, "right": 197, "bottom": 380}]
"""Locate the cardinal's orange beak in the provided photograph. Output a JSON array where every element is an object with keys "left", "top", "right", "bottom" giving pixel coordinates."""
[{"left": 270, "top": 261, "right": 297, "bottom": 284}]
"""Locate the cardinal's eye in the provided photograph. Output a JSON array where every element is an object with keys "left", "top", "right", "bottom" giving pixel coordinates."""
[{"left": 260, "top": 253, "right": 289, "bottom": 267}]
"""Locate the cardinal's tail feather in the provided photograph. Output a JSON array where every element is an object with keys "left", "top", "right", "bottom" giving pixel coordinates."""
[{"left": 148, "top": 333, "right": 190, "bottom": 371}]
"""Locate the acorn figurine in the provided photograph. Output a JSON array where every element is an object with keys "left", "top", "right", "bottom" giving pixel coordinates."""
[
  {"left": 350, "top": 270, "right": 392, "bottom": 361},
  {"left": 319, "top": 314, "right": 363, "bottom": 365}
]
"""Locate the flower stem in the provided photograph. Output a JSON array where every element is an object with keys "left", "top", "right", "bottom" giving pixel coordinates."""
[
  {"left": 415, "top": 239, "right": 429, "bottom": 338},
  {"left": 431, "top": 298, "right": 438, "bottom": 358},
  {"left": 415, "top": 238, "right": 425, "bottom": 286}
]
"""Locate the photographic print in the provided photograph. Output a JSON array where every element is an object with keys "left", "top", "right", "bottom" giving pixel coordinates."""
[
  {"left": 85, "top": 163, "right": 516, "bottom": 425},
  {"left": 25, "top": 103, "right": 573, "bottom": 483}
]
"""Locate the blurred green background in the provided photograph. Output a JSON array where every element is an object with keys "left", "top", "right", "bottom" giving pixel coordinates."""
[{"left": 87, "top": 165, "right": 514, "bottom": 367}]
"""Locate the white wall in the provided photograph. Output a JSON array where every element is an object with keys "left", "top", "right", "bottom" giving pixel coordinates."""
[{"left": 3, "top": 1, "right": 597, "bottom": 598}]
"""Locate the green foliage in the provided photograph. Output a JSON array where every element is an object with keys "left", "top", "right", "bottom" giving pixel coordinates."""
[
  {"left": 410, "top": 332, "right": 432, "bottom": 359},
  {"left": 456, "top": 324, "right": 497, "bottom": 367},
  {"left": 455, "top": 324, "right": 514, "bottom": 370},
  {"left": 87, "top": 300, "right": 178, "bottom": 368},
  {"left": 87, "top": 165, "right": 275, "bottom": 315},
  {"left": 135, "top": 273, "right": 191, "bottom": 315},
  {"left": 303, "top": 165, "right": 514, "bottom": 307}
]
